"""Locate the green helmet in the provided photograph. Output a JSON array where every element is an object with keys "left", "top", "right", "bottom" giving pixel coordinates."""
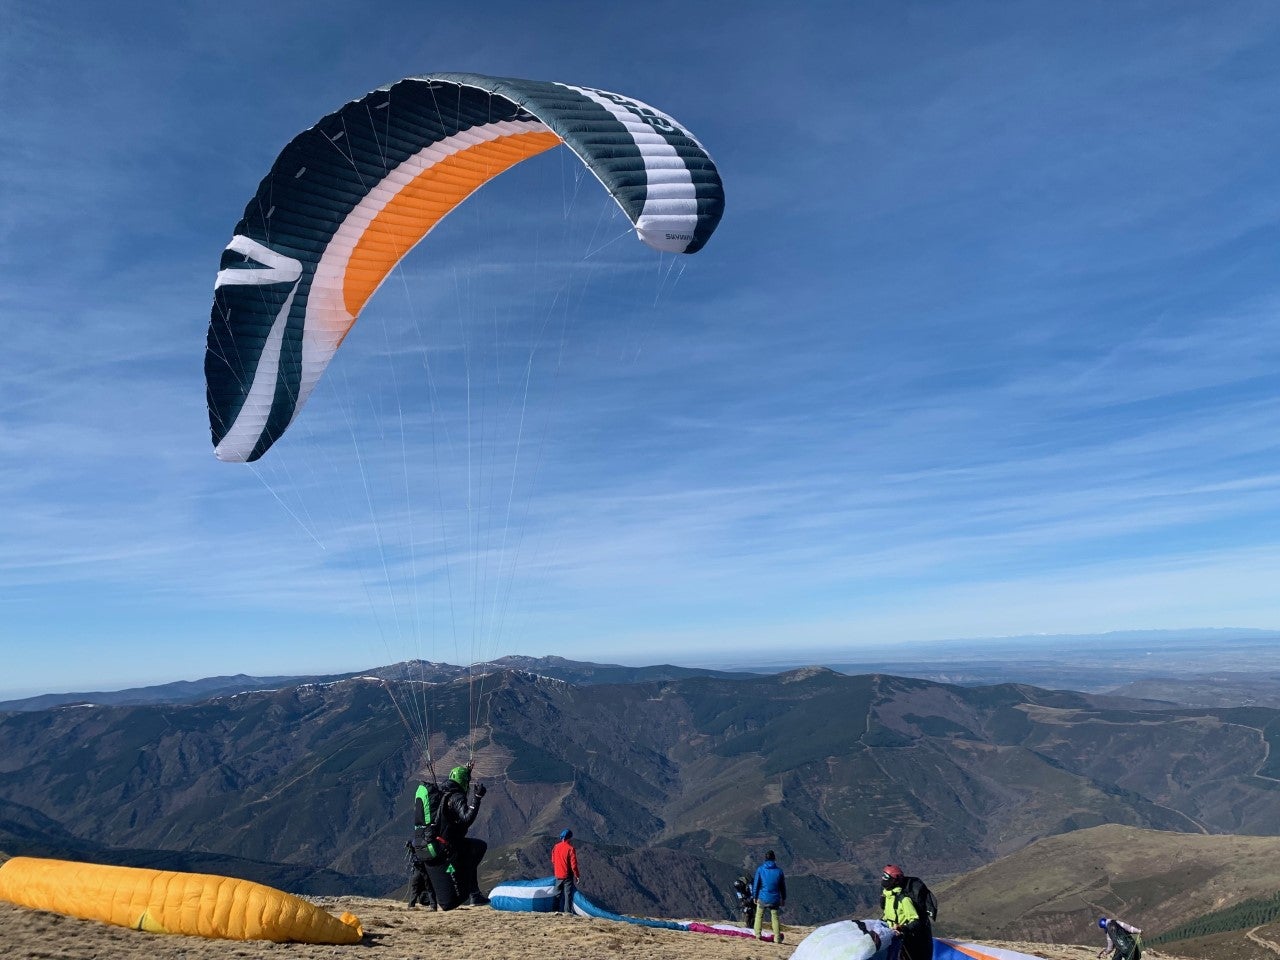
[{"left": 448, "top": 766, "right": 471, "bottom": 790}]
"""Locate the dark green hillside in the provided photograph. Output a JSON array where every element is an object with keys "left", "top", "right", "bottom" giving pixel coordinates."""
[
  {"left": 1150, "top": 892, "right": 1280, "bottom": 945},
  {"left": 689, "top": 671, "right": 878, "bottom": 770}
]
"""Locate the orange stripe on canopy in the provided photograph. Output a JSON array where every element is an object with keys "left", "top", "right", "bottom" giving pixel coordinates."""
[
  {"left": 948, "top": 943, "right": 1015, "bottom": 960},
  {"left": 343, "top": 130, "right": 562, "bottom": 316}
]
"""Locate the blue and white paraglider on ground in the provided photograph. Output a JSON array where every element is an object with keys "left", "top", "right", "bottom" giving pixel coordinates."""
[
  {"left": 492, "top": 879, "right": 1051, "bottom": 958},
  {"left": 789, "top": 918, "right": 1051, "bottom": 960},
  {"left": 489, "top": 877, "right": 779, "bottom": 941},
  {"left": 788, "top": 919, "right": 898, "bottom": 959}
]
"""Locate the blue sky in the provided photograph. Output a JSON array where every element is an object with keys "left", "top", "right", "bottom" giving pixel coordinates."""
[{"left": 3, "top": 0, "right": 1280, "bottom": 698}]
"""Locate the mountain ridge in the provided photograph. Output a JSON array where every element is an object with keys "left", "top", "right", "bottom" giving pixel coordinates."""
[
  {"left": 4, "top": 665, "right": 1280, "bottom": 925},
  {"left": 0, "top": 656, "right": 752, "bottom": 713}
]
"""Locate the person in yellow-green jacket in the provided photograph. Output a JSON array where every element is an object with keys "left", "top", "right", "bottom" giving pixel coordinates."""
[{"left": 881, "top": 864, "right": 933, "bottom": 960}]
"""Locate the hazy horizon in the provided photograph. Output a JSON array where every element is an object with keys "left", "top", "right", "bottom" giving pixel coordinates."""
[{"left": 3, "top": 626, "right": 1276, "bottom": 703}]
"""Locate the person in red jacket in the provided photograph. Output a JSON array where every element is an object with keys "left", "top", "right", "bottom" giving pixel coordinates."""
[{"left": 551, "top": 829, "right": 580, "bottom": 914}]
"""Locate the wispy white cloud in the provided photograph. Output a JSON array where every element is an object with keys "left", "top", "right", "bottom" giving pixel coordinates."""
[{"left": 4, "top": 0, "right": 1280, "bottom": 697}]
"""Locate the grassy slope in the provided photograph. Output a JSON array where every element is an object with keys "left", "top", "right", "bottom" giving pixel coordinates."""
[{"left": 939, "top": 824, "right": 1280, "bottom": 951}]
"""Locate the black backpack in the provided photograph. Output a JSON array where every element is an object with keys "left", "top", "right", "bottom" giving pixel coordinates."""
[
  {"left": 903, "top": 876, "right": 938, "bottom": 923},
  {"left": 414, "top": 781, "right": 446, "bottom": 829},
  {"left": 411, "top": 782, "right": 449, "bottom": 864}
]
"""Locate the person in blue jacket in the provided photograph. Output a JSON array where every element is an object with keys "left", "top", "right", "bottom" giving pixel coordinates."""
[{"left": 751, "top": 850, "right": 787, "bottom": 943}]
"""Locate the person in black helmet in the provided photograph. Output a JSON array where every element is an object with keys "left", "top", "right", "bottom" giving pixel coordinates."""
[
  {"left": 881, "top": 864, "right": 933, "bottom": 960},
  {"left": 440, "top": 764, "right": 488, "bottom": 906}
]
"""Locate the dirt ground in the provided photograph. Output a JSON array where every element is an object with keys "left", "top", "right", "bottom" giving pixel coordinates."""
[{"left": 0, "top": 895, "right": 1201, "bottom": 960}]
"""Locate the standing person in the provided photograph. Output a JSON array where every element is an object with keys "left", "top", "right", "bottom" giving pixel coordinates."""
[
  {"left": 751, "top": 850, "right": 787, "bottom": 943},
  {"left": 440, "top": 765, "right": 489, "bottom": 906},
  {"left": 550, "top": 829, "right": 580, "bottom": 914},
  {"left": 881, "top": 864, "right": 934, "bottom": 960},
  {"left": 405, "top": 838, "right": 438, "bottom": 910},
  {"left": 732, "top": 875, "right": 756, "bottom": 928},
  {"left": 407, "top": 777, "right": 445, "bottom": 910},
  {"left": 1097, "top": 916, "right": 1143, "bottom": 960}
]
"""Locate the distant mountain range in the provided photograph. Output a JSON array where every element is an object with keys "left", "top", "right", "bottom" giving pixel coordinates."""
[
  {"left": 3, "top": 660, "right": 1280, "bottom": 926},
  {"left": 10, "top": 628, "right": 1280, "bottom": 711},
  {"left": 8, "top": 628, "right": 1280, "bottom": 712},
  {"left": 0, "top": 656, "right": 750, "bottom": 713}
]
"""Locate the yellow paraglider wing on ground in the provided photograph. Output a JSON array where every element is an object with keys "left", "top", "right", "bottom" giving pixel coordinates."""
[{"left": 0, "top": 857, "right": 363, "bottom": 944}]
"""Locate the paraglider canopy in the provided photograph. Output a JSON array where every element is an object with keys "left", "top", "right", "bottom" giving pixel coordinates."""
[
  {"left": 203, "top": 71, "right": 724, "bottom": 777},
  {"left": 205, "top": 71, "right": 724, "bottom": 465}
]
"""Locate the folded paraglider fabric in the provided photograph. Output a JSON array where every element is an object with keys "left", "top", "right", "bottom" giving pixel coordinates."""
[
  {"left": 488, "top": 876, "right": 562, "bottom": 913},
  {"left": 488, "top": 876, "right": 776, "bottom": 939},
  {"left": 790, "top": 922, "right": 1052, "bottom": 960},
  {"left": 789, "top": 918, "right": 897, "bottom": 960},
  {"left": 0, "top": 857, "right": 363, "bottom": 944}
]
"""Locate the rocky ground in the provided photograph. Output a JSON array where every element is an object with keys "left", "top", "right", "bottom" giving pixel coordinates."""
[{"left": 0, "top": 895, "right": 1203, "bottom": 960}]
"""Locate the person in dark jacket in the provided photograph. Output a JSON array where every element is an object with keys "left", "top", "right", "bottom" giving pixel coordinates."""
[
  {"left": 550, "top": 829, "right": 580, "bottom": 914},
  {"left": 751, "top": 850, "right": 786, "bottom": 943},
  {"left": 881, "top": 864, "right": 932, "bottom": 960},
  {"left": 1097, "top": 916, "right": 1143, "bottom": 960},
  {"left": 440, "top": 765, "right": 488, "bottom": 906},
  {"left": 405, "top": 837, "right": 438, "bottom": 910},
  {"left": 732, "top": 875, "right": 756, "bottom": 927},
  {"left": 407, "top": 778, "right": 445, "bottom": 909}
]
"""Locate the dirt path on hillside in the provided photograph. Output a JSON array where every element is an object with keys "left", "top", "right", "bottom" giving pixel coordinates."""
[{"left": 1248, "top": 925, "right": 1280, "bottom": 956}]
